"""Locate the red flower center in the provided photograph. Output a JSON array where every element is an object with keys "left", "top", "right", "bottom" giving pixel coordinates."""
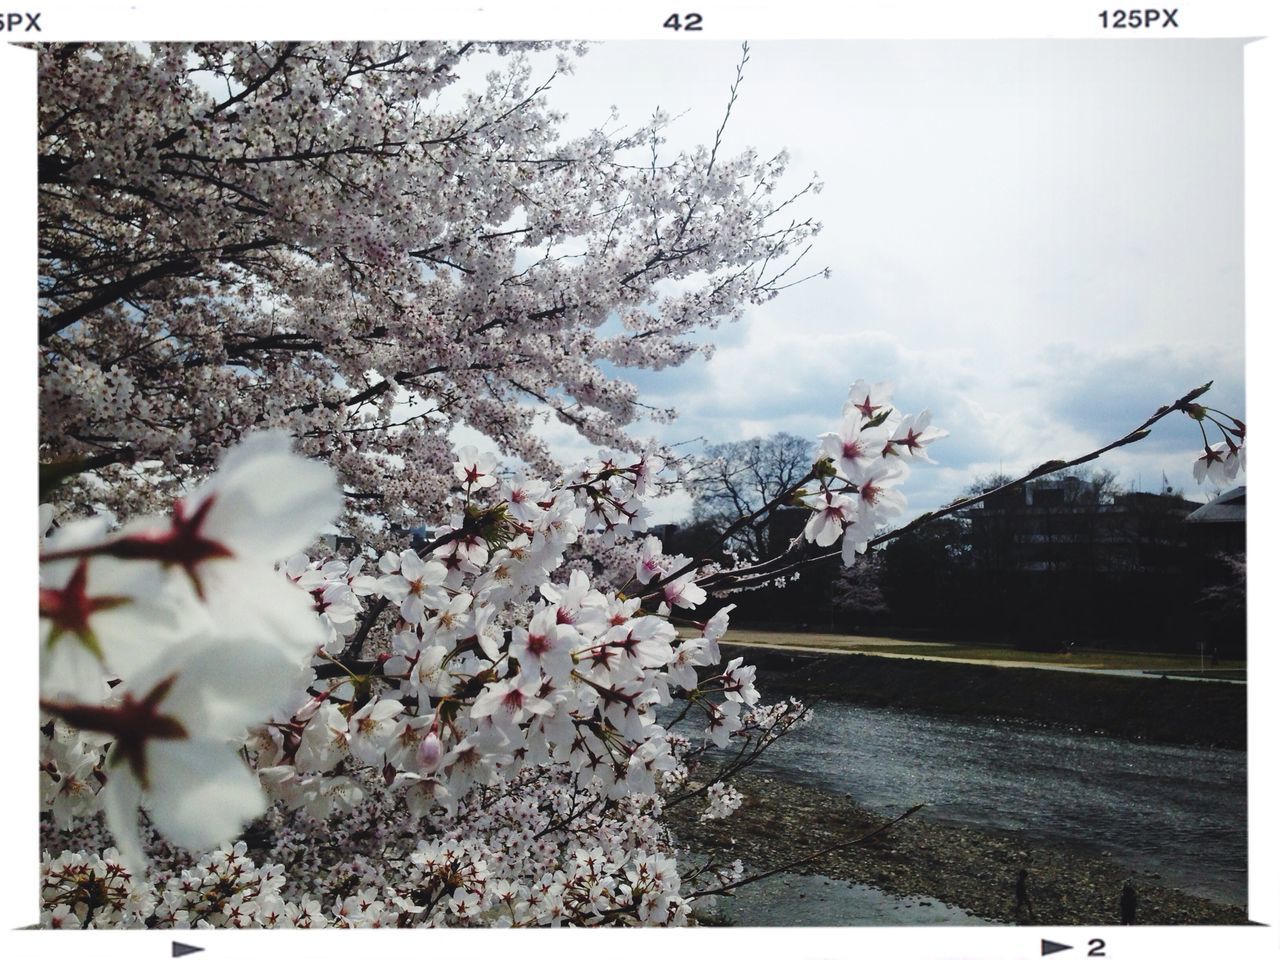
[
  {"left": 95, "top": 496, "right": 234, "bottom": 598},
  {"left": 41, "top": 676, "right": 188, "bottom": 790},
  {"left": 40, "top": 559, "right": 130, "bottom": 653},
  {"left": 526, "top": 632, "right": 550, "bottom": 656}
]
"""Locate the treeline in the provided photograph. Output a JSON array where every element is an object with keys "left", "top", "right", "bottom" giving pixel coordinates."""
[{"left": 676, "top": 436, "right": 1245, "bottom": 657}]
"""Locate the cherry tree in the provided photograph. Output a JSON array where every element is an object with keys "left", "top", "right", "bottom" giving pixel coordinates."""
[
  {"left": 36, "top": 38, "right": 832, "bottom": 928},
  {"left": 39, "top": 41, "right": 822, "bottom": 538},
  {"left": 37, "top": 382, "right": 946, "bottom": 927},
  {"left": 36, "top": 40, "right": 1246, "bottom": 930}
]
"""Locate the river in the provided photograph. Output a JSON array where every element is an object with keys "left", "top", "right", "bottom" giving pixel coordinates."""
[{"left": 726, "top": 699, "right": 1247, "bottom": 906}]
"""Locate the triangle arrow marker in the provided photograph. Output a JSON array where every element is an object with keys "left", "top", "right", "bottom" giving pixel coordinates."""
[
  {"left": 1041, "top": 941, "right": 1073, "bottom": 957},
  {"left": 172, "top": 943, "right": 205, "bottom": 958}
]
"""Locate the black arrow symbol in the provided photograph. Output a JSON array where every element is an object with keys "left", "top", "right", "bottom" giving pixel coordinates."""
[
  {"left": 1041, "top": 940, "right": 1072, "bottom": 956},
  {"left": 172, "top": 943, "right": 204, "bottom": 958}
]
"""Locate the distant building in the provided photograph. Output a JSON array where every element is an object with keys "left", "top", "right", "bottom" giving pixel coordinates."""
[
  {"left": 1184, "top": 486, "right": 1246, "bottom": 554},
  {"left": 693, "top": 480, "right": 1245, "bottom": 652},
  {"left": 963, "top": 478, "right": 1200, "bottom": 574},
  {"left": 955, "top": 479, "right": 1245, "bottom": 653}
]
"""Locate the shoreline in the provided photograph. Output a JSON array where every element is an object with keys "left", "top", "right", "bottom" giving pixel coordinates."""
[
  {"left": 725, "top": 643, "right": 1246, "bottom": 750},
  {"left": 666, "top": 773, "right": 1249, "bottom": 926}
]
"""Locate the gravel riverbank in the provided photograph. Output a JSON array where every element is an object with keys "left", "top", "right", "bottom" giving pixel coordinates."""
[{"left": 666, "top": 773, "right": 1249, "bottom": 926}]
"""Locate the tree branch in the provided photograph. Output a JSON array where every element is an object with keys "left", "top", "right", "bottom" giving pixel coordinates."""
[
  {"left": 706, "top": 381, "right": 1215, "bottom": 592},
  {"left": 39, "top": 238, "right": 279, "bottom": 341}
]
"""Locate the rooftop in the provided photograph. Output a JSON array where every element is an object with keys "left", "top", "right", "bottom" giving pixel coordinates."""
[{"left": 1185, "top": 486, "right": 1246, "bottom": 524}]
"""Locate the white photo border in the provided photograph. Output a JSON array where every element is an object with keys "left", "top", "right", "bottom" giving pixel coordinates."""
[{"left": 6, "top": 3, "right": 1276, "bottom": 958}]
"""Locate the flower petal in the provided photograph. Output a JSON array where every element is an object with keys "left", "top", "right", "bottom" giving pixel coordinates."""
[
  {"left": 196, "top": 431, "right": 343, "bottom": 561},
  {"left": 146, "top": 740, "right": 267, "bottom": 852}
]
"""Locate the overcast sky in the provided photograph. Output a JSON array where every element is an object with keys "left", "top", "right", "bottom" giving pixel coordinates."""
[{"left": 457, "top": 40, "right": 1246, "bottom": 522}]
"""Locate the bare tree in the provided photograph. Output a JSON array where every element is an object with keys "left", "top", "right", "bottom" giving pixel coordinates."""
[{"left": 688, "top": 433, "right": 816, "bottom": 560}]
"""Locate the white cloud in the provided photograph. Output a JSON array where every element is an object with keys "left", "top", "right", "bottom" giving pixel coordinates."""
[{"left": 453, "top": 40, "right": 1246, "bottom": 519}]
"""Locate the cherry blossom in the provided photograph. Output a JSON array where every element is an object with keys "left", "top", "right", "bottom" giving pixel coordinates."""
[
  {"left": 416, "top": 730, "right": 445, "bottom": 774},
  {"left": 501, "top": 474, "right": 550, "bottom": 523},
  {"left": 841, "top": 512, "right": 878, "bottom": 564},
  {"left": 721, "top": 657, "right": 761, "bottom": 706},
  {"left": 53, "top": 432, "right": 341, "bottom": 599},
  {"left": 635, "top": 535, "right": 666, "bottom": 585},
  {"left": 701, "top": 603, "right": 737, "bottom": 665},
  {"left": 854, "top": 457, "right": 908, "bottom": 524},
  {"left": 41, "top": 722, "right": 105, "bottom": 829},
  {"left": 40, "top": 518, "right": 199, "bottom": 702},
  {"left": 509, "top": 606, "right": 575, "bottom": 681},
  {"left": 347, "top": 698, "right": 404, "bottom": 767},
  {"left": 820, "top": 412, "right": 888, "bottom": 482},
  {"left": 803, "top": 489, "right": 857, "bottom": 547},
  {"left": 1193, "top": 442, "right": 1232, "bottom": 485},
  {"left": 294, "top": 702, "right": 350, "bottom": 774},
  {"left": 454, "top": 446, "right": 500, "bottom": 491},
  {"left": 889, "top": 409, "right": 948, "bottom": 461},
  {"left": 701, "top": 781, "right": 745, "bottom": 821},
  {"left": 843, "top": 379, "right": 893, "bottom": 421},
  {"left": 42, "top": 637, "right": 307, "bottom": 875},
  {"left": 377, "top": 550, "right": 450, "bottom": 627},
  {"left": 661, "top": 570, "right": 709, "bottom": 610}
]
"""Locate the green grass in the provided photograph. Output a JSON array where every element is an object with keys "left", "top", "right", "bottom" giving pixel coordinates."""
[{"left": 724, "top": 628, "right": 1247, "bottom": 673}]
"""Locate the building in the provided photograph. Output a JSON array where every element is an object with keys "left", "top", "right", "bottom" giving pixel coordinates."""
[
  {"left": 963, "top": 477, "right": 1200, "bottom": 574},
  {"left": 1184, "top": 486, "right": 1246, "bottom": 554}
]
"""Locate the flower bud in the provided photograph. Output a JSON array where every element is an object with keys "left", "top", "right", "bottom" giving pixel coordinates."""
[
  {"left": 417, "top": 731, "right": 443, "bottom": 773},
  {"left": 813, "top": 457, "right": 837, "bottom": 479}
]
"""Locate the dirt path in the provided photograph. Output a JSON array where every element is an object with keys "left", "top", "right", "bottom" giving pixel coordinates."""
[{"left": 725, "top": 636, "right": 1246, "bottom": 682}]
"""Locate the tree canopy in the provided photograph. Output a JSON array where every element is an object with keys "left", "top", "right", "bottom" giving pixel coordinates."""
[{"left": 39, "top": 41, "right": 822, "bottom": 539}]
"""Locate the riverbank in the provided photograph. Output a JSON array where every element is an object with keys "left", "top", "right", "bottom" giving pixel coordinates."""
[
  {"left": 727, "top": 629, "right": 1247, "bottom": 674},
  {"left": 667, "top": 774, "right": 1249, "bottom": 926},
  {"left": 727, "top": 643, "right": 1246, "bottom": 749}
]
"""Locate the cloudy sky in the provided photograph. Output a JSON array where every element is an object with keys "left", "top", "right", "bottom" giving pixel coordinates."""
[{"left": 460, "top": 39, "right": 1247, "bottom": 522}]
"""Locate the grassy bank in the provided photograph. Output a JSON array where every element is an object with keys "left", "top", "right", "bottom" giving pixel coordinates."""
[
  {"left": 727, "top": 629, "right": 1246, "bottom": 673},
  {"left": 727, "top": 643, "right": 1246, "bottom": 749}
]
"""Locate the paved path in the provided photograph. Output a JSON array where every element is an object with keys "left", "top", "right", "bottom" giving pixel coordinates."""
[{"left": 723, "top": 638, "right": 1247, "bottom": 684}]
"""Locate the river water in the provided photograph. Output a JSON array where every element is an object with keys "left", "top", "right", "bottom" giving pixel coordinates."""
[{"left": 732, "top": 700, "right": 1247, "bottom": 906}]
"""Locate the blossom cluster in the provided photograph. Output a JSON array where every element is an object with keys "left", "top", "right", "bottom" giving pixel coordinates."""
[
  {"left": 40, "top": 755, "right": 763, "bottom": 929},
  {"left": 39, "top": 42, "right": 824, "bottom": 547},
  {"left": 39, "top": 426, "right": 812, "bottom": 926},
  {"left": 1187, "top": 403, "right": 1246, "bottom": 486},
  {"left": 799, "top": 379, "right": 946, "bottom": 562},
  {"left": 39, "top": 432, "right": 344, "bottom": 874},
  {"left": 40, "top": 705, "right": 807, "bottom": 928},
  {"left": 250, "top": 445, "right": 774, "bottom": 831}
]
